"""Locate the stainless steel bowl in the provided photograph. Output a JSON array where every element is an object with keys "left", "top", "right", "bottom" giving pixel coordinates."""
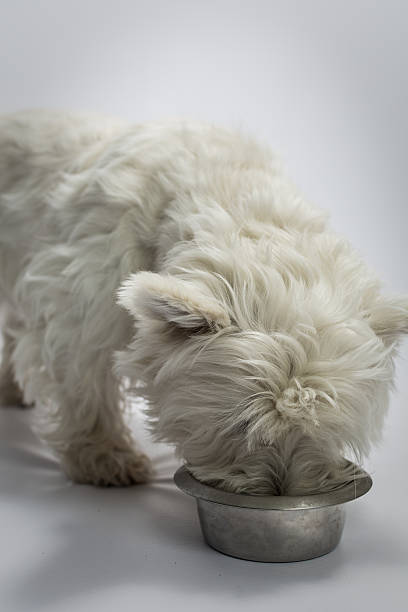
[{"left": 174, "top": 464, "right": 372, "bottom": 562}]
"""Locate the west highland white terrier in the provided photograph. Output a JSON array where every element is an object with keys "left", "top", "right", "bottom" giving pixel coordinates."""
[{"left": 0, "top": 109, "right": 406, "bottom": 494}]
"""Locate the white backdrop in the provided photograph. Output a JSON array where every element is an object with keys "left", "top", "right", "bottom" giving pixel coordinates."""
[{"left": 0, "top": 2, "right": 407, "bottom": 611}]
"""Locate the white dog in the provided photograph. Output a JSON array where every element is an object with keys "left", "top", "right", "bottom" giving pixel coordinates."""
[{"left": 0, "top": 109, "right": 406, "bottom": 495}]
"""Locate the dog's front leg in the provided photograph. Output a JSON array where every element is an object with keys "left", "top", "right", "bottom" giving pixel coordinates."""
[
  {"left": 31, "top": 341, "right": 154, "bottom": 487},
  {"left": 53, "top": 389, "right": 153, "bottom": 486},
  {"left": 60, "top": 424, "right": 154, "bottom": 487}
]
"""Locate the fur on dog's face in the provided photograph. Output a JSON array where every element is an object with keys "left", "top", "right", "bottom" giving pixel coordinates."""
[{"left": 117, "top": 256, "right": 408, "bottom": 495}]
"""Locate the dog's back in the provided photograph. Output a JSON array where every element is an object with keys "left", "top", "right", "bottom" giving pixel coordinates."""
[
  {"left": 0, "top": 108, "right": 127, "bottom": 193},
  {"left": 0, "top": 109, "right": 128, "bottom": 301}
]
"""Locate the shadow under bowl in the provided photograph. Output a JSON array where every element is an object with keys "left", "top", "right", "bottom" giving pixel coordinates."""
[{"left": 173, "top": 463, "right": 372, "bottom": 562}]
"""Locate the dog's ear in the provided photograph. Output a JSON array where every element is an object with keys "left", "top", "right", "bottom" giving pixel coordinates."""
[
  {"left": 365, "top": 294, "right": 408, "bottom": 346},
  {"left": 117, "top": 271, "right": 230, "bottom": 333}
]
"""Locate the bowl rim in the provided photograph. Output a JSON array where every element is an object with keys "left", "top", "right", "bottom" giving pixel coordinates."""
[{"left": 173, "top": 463, "right": 373, "bottom": 510}]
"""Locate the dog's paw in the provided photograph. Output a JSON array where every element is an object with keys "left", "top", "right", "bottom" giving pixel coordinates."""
[{"left": 61, "top": 444, "right": 154, "bottom": 487}]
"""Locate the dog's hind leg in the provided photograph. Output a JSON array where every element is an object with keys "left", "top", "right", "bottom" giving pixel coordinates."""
[{"left": 0, "top": 321, "right": 25, "bottom": 407}]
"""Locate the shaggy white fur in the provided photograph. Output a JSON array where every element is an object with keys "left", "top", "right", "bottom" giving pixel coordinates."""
[{"left": 0, "top": 109, "right": 407, "bottom": 494}]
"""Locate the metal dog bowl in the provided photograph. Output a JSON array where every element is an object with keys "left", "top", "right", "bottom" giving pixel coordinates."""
[{"left": 174, "top": 464, "right": 372, "bottom": 562}]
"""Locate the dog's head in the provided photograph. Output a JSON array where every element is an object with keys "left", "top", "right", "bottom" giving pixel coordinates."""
[{"left": 116, "top": 242, "right": 408, "bottom": 495}]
